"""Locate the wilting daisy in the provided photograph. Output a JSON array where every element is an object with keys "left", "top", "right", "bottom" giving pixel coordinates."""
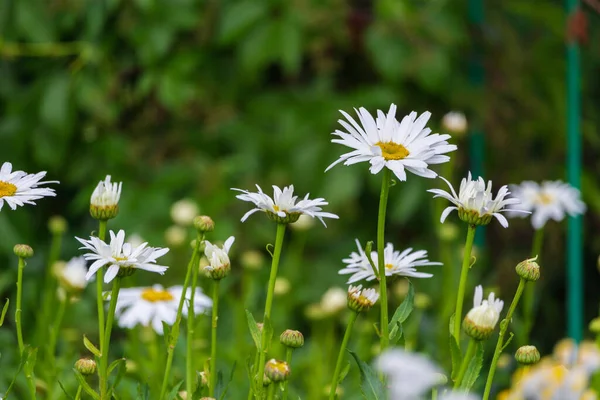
[
  {"left": 0, "top": 162, "right": 58, "bottom": 211},
  {"left": 339, "top": 239, "right": 441, "bottom": 284},
  {"left": 110, "top": 284, "right": 212, "bottom": 334},
  {"left": 376, "top": 349, "right": 444, "bottom": 399},
  {"left": 54, "top": 256, "right": 88, "bottom": 294},
  {"left": 232, "top": 184, "right": 338, "bottom": 225},
  {"left": 463, "top": 285, "right": 504, "bottom": 341},
  {"left": 204, "top": 236, "right": 235, "bottom": 280},
  {"left": 509, "top": 180, "right": 586, "bottom": 230},
  {"left": 76, "top": 230, "right": 169, "bottom": 283},
  {"left": 428, "top": 172, "right": 528, "bottom": 228},
  {"left": 347, "top": 284, "right": 379, "bottom": 313},
  {"left": 326, "top": 104, "right": 457, "bottom": 181}
]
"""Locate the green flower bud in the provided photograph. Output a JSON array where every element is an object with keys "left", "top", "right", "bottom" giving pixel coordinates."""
[
  {"left": 266, "top": 211, "right": 301, "bottom": 224},
  {"left": 14, "top": 244, "right": 34, "bottom": 259},
  {"left": 516, "top": 257, "right": 541, "bottom": 282},
  {"left": 264, "top": 359, "right": 290, "bottom": 383},
  {"left": 117, "top": 266, "right": 136, "bottom": 278},
  {"left": 90, "top": 204, "right": 119, "bottom": 220},
  {"left": 194, "top": 215, "right": 215, "bottom": 233},
  {"left": 75, "top": 358, "right": 97, "bottom": 375},
  {"left": 48, "top": 216, "right": 67, "bottom": 235},
  {"left": 280, "top": 329, "right": 304, "bottom": 349},
  {"left": 515, "top": 345, "right": 541, "bottom": 365},
  {"left": 458, "top": 208, "right": 492, "bottom": 226}
]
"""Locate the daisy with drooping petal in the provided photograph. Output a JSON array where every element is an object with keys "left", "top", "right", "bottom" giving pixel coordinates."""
[
  {"left": 326, "top": 104, "right": 457, "bottom": 181},
  {"left": 0, "top": 162, "right": 58, "bottom": 211},
  {"left": 339, "top": 239, "right": 441, "bottom": 284},
  {"left": 76, "top": 229, "right": 169, "bottom": 283},
  {"left": 204, "top": 236, "right": 235, "bottom": 280},
  {"left": 509, "top": 180, "right": 586, "bottom": 230},
  {"left": 232, "top": 184, "right": 339, "bottom": 225},
  {"left": 110, "top": 284, "right": 212, "bottom": 335},
  {"left": 90, "top": 175, "right": 122, "bottom": 220},
  {"left": 428, "top": 172, "right": 529, "bottom": 228},
  {"left": 463, "top": 285, "right": 504, "bottom": 341},
  {"left": 347, "top": 284, "right": 379, "bottom": 313}
]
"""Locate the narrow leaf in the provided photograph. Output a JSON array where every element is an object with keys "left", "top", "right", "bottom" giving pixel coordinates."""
[
  {"left": 218, "top": 361, "right": 237, "bottom": 400},
  {"left": 338, "top": 362, "right": 351, "bottom": 383},
  {"left": 136, "top": 383, "right": 150, "bottom": 400},
  {"left": 166, "top": 380, "right": 184, "bottom": 400},
  {"left": 83, "top": 335, "right": 101, "bottom": 357},
  {"left": 162, "top": 321, "right": 172, "bottom": 346},
  {"left": 108, "top": 357, "right": 126, "bottom": 375},
  {"left": 388, "top": 280, "right": 414, "bottom": 334},
  {"left": 0, "top": 298, "right": 9, "bottom": 327},
  {"left": 73, "top": 369, "right": 101, "bottom": 399},
  {"left": 501, "top": 332, "right": 515, "bottom": 352},
  {"left": 460, "top": 342, "right": 484, "bottom": 390},
  {"left": 349, "top": 351, "right": 386, "bottom": 400},
  {"left": 449, "top": 336, "right": 462, "bottom": 380},
  {"left": 246, "top": 310, "right": 261, "bottom": 349},
  {"left": 57, "top": 380, "right": 75, "bottom": 400}
]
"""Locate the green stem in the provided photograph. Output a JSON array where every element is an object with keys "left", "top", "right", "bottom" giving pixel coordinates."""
[
  {"left": 453, "top": 224, "right": 477, "bottom": 347},
  {"left": 75, "top": 385, "right": 83, "bottom": 400},
  {"left": 48, "top": 294, "right": 68, "bottom": 399},
  {"left": 254, "top": 223, "right": 287, "bottom": 398},
  {"left": 377, "top": 168, "right": 392, "bottom": 351},
  {"left": 100, "top": 277, "right": 121, "bottom": 399},
  {"left": 37, "top": 230, "right": 63, "bottom": 349},
  {"left": 281, "top": 347, "right": 293, "bottom": 400},
  {"left": 454, "top": 339, "right": 477, "bottom": 388},
  {"left": 96, "top": 220, "right": 107, "bottom": 392},
  {"left": 267, "top": 384, "right": 276, "bottom": 400},
  {"left": 522, "top": 228, "right": 544, "bottom": 344},
  {"left": 329, "top": 311, "right": 359, "bottom": 400},
  {"left": 248, "top": 349, "right": 260, "bottom": 400},
  {"left": 431, "top": 388, "right": 438, "bottom": 400},
  {"left": 187, "top": 246, "right": 202, "bottom": 397},
  {"left": 482, "top": 278, "right": 527, "bottom": 400},
  {"left": 159, "top": 235, "right": 203, "bottom": 400},
  {"left": 209, "top": 280, "right": 220, "bottom": 397},
  {"left": 15, "top": 257, "right": 25, "bottom": 355}
]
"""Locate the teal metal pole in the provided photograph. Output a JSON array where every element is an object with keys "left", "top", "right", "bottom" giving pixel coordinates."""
[{"left": 566, "top": 0, "right": 583, "bottom": 342}]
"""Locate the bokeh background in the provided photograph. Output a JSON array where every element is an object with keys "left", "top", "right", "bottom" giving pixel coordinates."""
[{"left": 1, "top": 0, "right": 600, "bottom": 398}]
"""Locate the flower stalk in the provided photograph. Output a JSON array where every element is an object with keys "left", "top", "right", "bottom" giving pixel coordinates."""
[
  {"left": 99, "top": 277, "right": 122, "bottom": 398},
  {"left": 15, "top": 256, "right": 26, "bottom": 355},
  {"left": 281, "top": 347, "right": 294, "bottom": 400},
  {"left": 454, "top": 339, "right": 477, "bottom": 388},
  {"left": 208, "top": 280, "right": 220, "bottom": 397},
  {"left": 187, "top": 245, "right": 201, "bottom": 397},
  {"left": 377, "top": 168, "right": 392, "bottom": 350},
  {"left": 522, "top": 227, "right": 544, "bottom": 344},
  {"left": 453, "top": 224, "right": 477, "bottom": 346},
  {"left": 329, "top": 311, "right": 358, "bottom": 400}
]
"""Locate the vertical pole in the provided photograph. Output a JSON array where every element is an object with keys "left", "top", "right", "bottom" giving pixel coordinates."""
[{"left": 566, "top": 0, "right": 583, "bottom": 342}]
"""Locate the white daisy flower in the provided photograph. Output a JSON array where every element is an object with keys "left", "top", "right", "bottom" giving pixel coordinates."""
[
  {"left": 232, "top": 184, "right": 339, "bottom": 226},
  {"left": 463, "top": 285, "right": 504, "bottom": 341},
  {"left": 339, "top": 239, "right": 441, "bottom": 284},
  {"left": 325, "top": 104, "right": 457, "bottom": 181},
  {"left": 76, "top": 229, "right": 169, "bottom": 283},
  {"left": 376, "top": 348, "right": 444, "bottom": 399},
  {"left": 204, "top": 236, "right": 235, "bottom": 280},
  {"left": 54, "top": 256, "right": 88, "bottom": 293},
  {"left": 428, "top": 172, "right": 529, "bottom": 228},
  {"left": 509, "top": 180, "right": 586, "bottom": 230},
  {"left": 0, "top": 161, "right": 58, "bottom": 211},
  {"left": 110, "top": 284, "right": 212, "bottom": 335}
]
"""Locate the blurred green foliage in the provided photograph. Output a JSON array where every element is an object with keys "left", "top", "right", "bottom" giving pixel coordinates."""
[{"left": 0, "top": 0, "right": 599, "bottom": 398}]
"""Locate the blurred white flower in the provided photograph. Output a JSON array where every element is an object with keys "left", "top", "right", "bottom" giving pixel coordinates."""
[
  {"left": 463, "top": 285, "right": 504, "bottom": 341},
  {"left": 326, "top": 104, "right": 457, "bottom": 181},
  {"left": 127, "top": 233, "right": 145, "bottom": 248},
  {"left": 76, "top": 229, "right": 169, "bottom": 283},
  {"left": 438, "top": 392, "right": 480, "bottom": 400},
  {"left": 274, "top": 277, "right": 291, "bottom": 296},
  {"left": 441, "top": 112, "right": 468, "bottom": 136},
  {"left": 289, "top": 213, "right": 315, "bottom": 231},
  {"left": 320, "top": 287, "right": 347, "bottom": 315},
  {"left": 428, "top": 172, "right": 528, "bottom": 227},
  {"left": 376, "top": 348, "right": 443, "bottom": 399},
  {"left": 91, "top": 175, "right": 121, "bottom": 208},
  {"left": 339, "top": 239, "right": 441, "bottom": 284},
  {"left": 204, "top": 236, "right": 235, "bottom": 280},
  {"left": 233, "top": 184, "right": 338, "bottom": 226},
  {"left": 509, "top": 180, "right": 586, "bottom": 230},
  {"left": 0, "top": 161, "right": 58, "bottom": 211},
  {"left": 55, "top": 256, "right": 88, "bottom": 293},
  {"left": 110, "top": 284, "right": 211, "bottom": 334},
  {"left": 164, "top": 225, "right": 187, "bottom": 247},
  {"left": 170, "top": 199, "right": 199, "bottom": 226}
]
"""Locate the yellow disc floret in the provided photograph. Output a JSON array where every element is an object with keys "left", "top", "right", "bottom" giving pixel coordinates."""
[
  {"left": 375, "top": 142, "right": 410, "bottom": 160},
  {"left": 141, "top": 288, "right": 174, "bottom": 302},
  {"left": 0, "top": 181, "right": 17, "bottom": 198}
]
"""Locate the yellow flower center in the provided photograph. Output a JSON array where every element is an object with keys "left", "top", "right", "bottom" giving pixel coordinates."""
[
  {"left": 385, "top": 263, "right": 394, "bottom": 270},
  {"left": 537, "top": 193, "right": 553, "bottom": 205},
  {"left": 0, "top": 181, "right": 17, "bottom": 198},
  {"left": 273, "top": 205, "right": 280, "bottom": 212},
  {"left": 114, "top": 256, "right": 128, "bottom": 262},
  {"left": 375, "top": 141, "right": 410, "bottom": 160},
  {"left": 141, "top": 288, "right": 174, "bottom": 302}
]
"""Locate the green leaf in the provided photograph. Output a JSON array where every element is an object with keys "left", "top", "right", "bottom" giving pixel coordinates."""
[
  {"left": 58, "top": 380, "right": 75, "bottom": 400},
  {"left": 246, "top": 310, "right": 261, "bottom": 349},
  {"left": 83, "top": 335, "right": 101, "bottom": 358},
  {"left": 108, "top": 357, "right": 128, "bottom": 394},
  {"left": 73, "top": 369, "right": 101, "bottom": 399},
  {"left": 218, "top": 361, "right": 237, "bottom": 400},
  {"left": 0, "top": 298, "right": 9, "bottom": 327},
  {"left": 338, "top": 362, "right": 351, "bottom": 383},
  {"left": 218, "top": 1, "right": 267, "bottom": 45},
  {"left": 165, "top": 380, "right": 184, "bottom": 400},
  {"left": 460, "top": 342, "right": 484, "bottom": 390},
  {"left": 263, "top": 316, "right": 273, "bottom": 352},
  {"left": 163, "top": 321, "right": 172, "bottom": 346},
  {"left": 501, "top": 332, "right": 515, "bottom": 352},
  {"left": 136, "top": 383, "right": 150, "bottom": 400},
  {"left": 349, "top": 351, "right": 386, "bottom": 400},
  {"left": 449, "top": 336, "right": 462, "bottom": 380},
  {"left": 108, "top": 357, "right": 126, "bottom": 375},
  {"left": 389, "top": 323, "right": 403, "bottom": 345},
  {"left": 388, "top": 280, "right": 414, "bottom": 334}
]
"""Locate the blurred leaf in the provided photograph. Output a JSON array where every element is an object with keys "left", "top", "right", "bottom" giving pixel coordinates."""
[
  {"left": 136, "top": 383, "right": 150, "bottom": 400},
  {"left": 365, "top": 26, "right": 408, "bottom": 82},
  {"left": 246, "top": 309, "right": 261, "bottom": 349},
  {"left": 58, "top": 380, "right": 75, "bottom": 400},
  {"left": 73, "top": 369, "right": 100, "bottom": 399},
  {"left": 166, "top": 380, "right": 184, "bottom": 400},
  {"left": 40, "top": 73, "right": 72, "bottom": 132},
  {"left": 0, "top": 299, "right": 9, "bottom": 327},
  {"left": 388, "top": 280, "right": 414, "bottom": 333},
  {"left": 460, "top": 342, "right": 484, "bottom": 390},
  {"left": 349, "top": 350, "right": 386, "bottom": 400},
  {"left": 277, "top": 16, "right": 302, "bottom": 76},
  {"left": 450, "top": 335, "right": 462, "bottom": 381},
  {"left": 217, "top": 361, "right": 237, "bottom": 400},
  {"left": 338, "top": 362, "right": 351, "bottom": 384},
  {"left": 83, "top": 335, "right": 101, "bottom": 358},
  {"left": 218, "top": 2, "right": 267, "bottom": 45}
]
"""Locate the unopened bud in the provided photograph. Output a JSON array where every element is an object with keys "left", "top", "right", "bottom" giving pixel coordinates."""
[
  {"left": 264, "top": 359, "right": 290, "bottom": 383},
  {"left": 515, "top": 345, "right": 541, "bottom": 365},
  {"left": 194, "top": 215, "right": 215, "bottom": 233},
  {"left": 280, "top": 329, "right": 304, "bottom": 349},
  {"left": 75, "top": 358, "right": 97, "bottom": 375},
  {"left": 14, "top": 244, "right": 33, "bottom": 259},
  {"left": 48, "top": 216, "right": 67, "bottom": 235},
  {"left": 516, "top": 257, "right": 541, "bottom": 282}
]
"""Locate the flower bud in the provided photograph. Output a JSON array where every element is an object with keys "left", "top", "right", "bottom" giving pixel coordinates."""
[
  {"left": 14, "top": 244, "right": 33, "bottom": 259},
  {"left": 321, "top": 287, "right": 347, "bottom": 316},
  {"left": 194, "top": 215, "right": 215, "bottom": 233},
  {"left": 589, "top": 317, "right": 600, "bottom": 334},
  {"left": 458, "top": 208, "right": 492, "bottom": 226},
  {"left": 441, "top": 111, "right": 468, "bottom": 137},
  {"left": 264, "top": 359, "right": 290, "bottom": 383},
  {"left": 199, "top": 371, "right": 209, "bottom": 387},
  {"left": 280, "top": 329, "right": 304, "bottom": 349},
  {"left": 75, "top": 358, "right": 97, "bottom": 375},
  {"left": 516, "top": 257, "right": 541, "bottom": 282},
  {"left": 274, "top": 277, "right": 291, "bottom": 296},
  {"left": 90, "top": 175, "right": 121, "bottom": 220},
  {"left": 165, "top": 225, "right": 187, "bottom": 247},
  {"left": 203, "top": 237, "right": 235, "bottom": 280},
  {"left": 463, "top": 285, "right": 503, "bottom": 341},
  {"left": 171, "top": 199, "right": 199, "bottom": 226},
  {"left": 48, "top": 215, "right": 67, "bottom": 235},
  {"left": 515, "top": 345, "right": 541, "bottom": 365},
  {"left": 347, "top": 285, "right": 379, "bottom": 313}
]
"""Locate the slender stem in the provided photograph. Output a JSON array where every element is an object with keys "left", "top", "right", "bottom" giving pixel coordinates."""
[
  {"left": 482, "top": 278, "right": 527, "bottom": 400},
  {"left": 431, "top": 388, "right": 438, "bottom": 400},
  {"left": 187, "top": 246, "right": 202, "bottom": 397},
  {"left": 209, "top": 280, "right": 220, "bottom": 397},
  {"left": 48, "top": 295, "right": 68, "bottom": 374},
  {"left": 75, "top": 385, "right": 83, "bottom": 400},
  {"left": 96, "top": 220, "right": 107, "bottom": 393},
  {"left": 281, "top": 347, "right": 293, "bottom": 400},
  {"left": 329, "top": 311, "right": 359, "bottom": 400},
  {"left": 267, "top": 384, "right": 276, "bottom": 400},
  {"left": 377, "top": 168, "right": 392, "bottom": 351},
  {"left": 248, "top": 350, "right": 259, "bottom": 400},
  {"left": 254, "top": 223, "right": 287, "bottom": 397},
  {"left": 454, "top": 339, "right": 477, "bottom": 388},
  {"left": 453, "top": 224, "right": 477, "bottom": 347},
  {"left": 100, "top": 277, "right": 121, "bottom": 399},
  {"left": 522, "top": 228, "right": 544, "bottom": 344},
  {"left": 37, "top": 230, "right": 63, "bottom": 349},
  {"left": 159, "top": 235, "right": 203, "bottom": 400},
  {"left": 15, "top": 257, "right": 25, "bottom": 355}
]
